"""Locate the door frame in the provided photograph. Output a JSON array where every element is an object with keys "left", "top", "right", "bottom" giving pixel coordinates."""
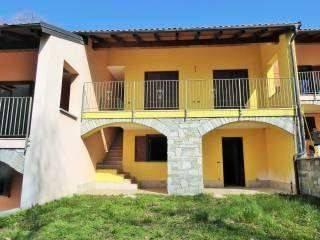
[{"left": 221, "top": 137, "right": 246, "bottom": 187}]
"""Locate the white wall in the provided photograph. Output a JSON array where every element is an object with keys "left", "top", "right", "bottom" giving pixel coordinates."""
[{"left": 21, "top": 35, "right": 95, "bottom": 207}]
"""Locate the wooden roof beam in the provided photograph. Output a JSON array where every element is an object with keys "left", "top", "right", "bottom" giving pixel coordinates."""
[
  {"left": 133, "top": 33, "right": 143, "bottom": 42},
  {"left": 90, "top": 35, "right": 107, "bottom": 44},
  {"left": 214, "top": 30, "right": 223, "bottom": 39},
  {"left": 232, "top": 30, "right": 246, "bottom": 39},
  {"left": 253, "top": 29, "right": 269, "bottom": 38},
  {"left": 0, "top": 30, "right": 37, "bottom": 42},
  {"left": 110, "top": 34, "right": 125, "bottom": 43},
  {"left": 194, "top": 31, "right": 201, "bottom": 40},
  {"left": 154, "top": 33, "right": 161, "bottom": 41}
]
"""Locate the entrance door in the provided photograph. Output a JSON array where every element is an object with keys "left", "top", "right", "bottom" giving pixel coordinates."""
[
  {"left": 222, "top": 137, "right": 245, "bottom": 186},
  {"left": 144, "top": 71, "right": 179, "bottom": 110},
  {"left": 213, "top": 70, "right": 249, "bottom": 109}
]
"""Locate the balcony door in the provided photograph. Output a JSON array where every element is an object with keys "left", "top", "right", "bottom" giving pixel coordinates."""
[
  {"left": 144, "top": 71, "right": 179, "bottom": 110},
  {"left": 298, "top": 65, "right": 320, "bottom": 95},
  {"left": 213, "top": 70, "right": 249, "bottom": 109},
  {"left": 0, "top": 82, "right": 33, "bottom": 137}
]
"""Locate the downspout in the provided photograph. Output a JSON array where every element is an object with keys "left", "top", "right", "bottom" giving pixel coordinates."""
[
  {"left": 289, "top": 28, "right": 305, "bottom": 157},
  {"left": 288, "top": 25, "right": 304, "bottom": 194}
]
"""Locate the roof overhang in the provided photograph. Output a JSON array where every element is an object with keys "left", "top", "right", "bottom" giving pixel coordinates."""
[
  {"left": 0, "top": 22, "right": 84, "bottom": 50},
  {"left": 296, "top": 29, "right": 320, "bottom": 44},
  {"left": 77, "top": 23, "right": 300, "bottom": 49}
]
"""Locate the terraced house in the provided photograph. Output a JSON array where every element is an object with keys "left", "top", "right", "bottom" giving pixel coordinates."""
[{"left": 0, "top": 21, "right": 306, "bottom": 210}]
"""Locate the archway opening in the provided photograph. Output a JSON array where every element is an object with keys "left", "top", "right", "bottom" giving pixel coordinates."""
[
  {"left": 82, "top": 122, "right": 168, "bottom": 191},
  {"left": 0, "top": 162, "right": 23, "bottom": 211},
  {"left": 202, "top": 121, "right": 296, "bottom": 192}
]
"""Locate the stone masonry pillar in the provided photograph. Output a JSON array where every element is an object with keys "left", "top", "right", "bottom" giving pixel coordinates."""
[{"left": 167, "top": 126, "right": 203, "bottom": 195}]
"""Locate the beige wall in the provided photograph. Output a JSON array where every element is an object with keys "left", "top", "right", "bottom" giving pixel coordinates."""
[
  {"left": 0, "top": 171, "right": 22, "bottom": 210},
  {"left": 21, "top": 35, "right": 95, "bottom": 207},
  {"left": 0, "top": 51, "right": 38, "bottom": 81}
]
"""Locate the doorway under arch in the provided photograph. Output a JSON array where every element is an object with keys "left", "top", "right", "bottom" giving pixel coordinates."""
[{"left": 202, "top": 121, "right": 296, "bottom": 192}]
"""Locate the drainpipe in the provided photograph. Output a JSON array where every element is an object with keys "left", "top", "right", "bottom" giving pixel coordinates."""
[{"left": 288, "top": 24, "right": 304, "bottom": 194}]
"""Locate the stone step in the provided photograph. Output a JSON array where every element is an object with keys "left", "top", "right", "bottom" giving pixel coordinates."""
[
  {"left": 101, "top": 161, "right": 122, "bottom": 166},
  {"left": 96, "top": 164, "right": 123, "bottom": 170},
  {"left": 96, "top": 169, "right": 118, "bottom": 174},
  {"left": 78, "top": 182, "right": 138, "bottom": 194}
]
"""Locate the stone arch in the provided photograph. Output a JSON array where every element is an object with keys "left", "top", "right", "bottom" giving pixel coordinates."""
[
  {"left": 198, "top": 117, "right": 295, "bottom": 137},
  {"left": 0, "top": 149, "right": 24, "bottom": 174},
  {"left": 81, "top": 118, "right": 174, "bottom": 138}
]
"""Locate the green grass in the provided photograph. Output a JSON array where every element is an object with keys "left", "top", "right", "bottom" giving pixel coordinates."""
[{"left": 0, "top": 194, "right": 319, "bottom": 240}]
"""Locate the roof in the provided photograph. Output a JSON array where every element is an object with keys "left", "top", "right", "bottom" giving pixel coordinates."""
[
  {"left": 296, "top": 29, "right": 320, "bottom": 43},
  {"left": 0, "top": 22, "right": 84, "bottom": 49},
  {"left": 76, "top": 22, "right": 300, "bottom": 48}
]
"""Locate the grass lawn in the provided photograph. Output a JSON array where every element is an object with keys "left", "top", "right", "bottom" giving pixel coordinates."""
[{"left": 0, "top": 194, "right": 319, "bottom": 240}]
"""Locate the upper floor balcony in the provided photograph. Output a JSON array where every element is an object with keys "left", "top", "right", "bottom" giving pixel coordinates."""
[
  {"left": 299, "top": 71, "right": 320, "bottom": 102},
  {"left": 82, "top": 77, "right": 294, "bottom": 119},
  {"left": 0, "top": 97, "right": 33, "bottom": 138}
]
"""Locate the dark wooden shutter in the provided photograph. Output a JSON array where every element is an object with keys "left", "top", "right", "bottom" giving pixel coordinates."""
[{"left": 135, "top": 136, "right": 147, "bottom": 162}]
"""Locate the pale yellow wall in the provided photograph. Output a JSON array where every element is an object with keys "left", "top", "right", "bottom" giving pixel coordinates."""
[
  {"left": 203, "top": 128, "right": 268, "bottom": 184},
  {"left": 86, "top": 34, "right": 293, "bottom": 111},
  {"left": 122, "top": 129, "right": 167, "bottom": 181},
  {"left": 259, "top": 34, "right": 293, "bottom": 107},
  {"left": 0, "top": 51, "right": 38, "bottom": 81},
  {"left": 203, "top": 125, "right": 295, "bottom": 186},
  {"left": 265, "top": 127, "right": 295, "bottom": 183},
  {"left": 296, "top": 44, "right": 320, "bottom": 66}
]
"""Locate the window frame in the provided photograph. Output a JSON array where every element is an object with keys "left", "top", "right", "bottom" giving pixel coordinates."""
[{"left": 134, "top": 134, "right": 168, "bottom": 162}]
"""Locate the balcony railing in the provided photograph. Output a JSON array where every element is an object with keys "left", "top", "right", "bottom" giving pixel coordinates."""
[
  {"left": 0, "top": 97, "right": 33, "bottom": 138},
  {"left": 82, "top": 78, "right": 293, "bottom": 112},
  {"left": 299, "top": 71, "right": 320, "bottom": 95}
]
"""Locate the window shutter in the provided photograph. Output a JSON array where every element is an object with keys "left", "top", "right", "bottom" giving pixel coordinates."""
[{"left": 135, "top": 136, "right": 147, "bottom": 162}]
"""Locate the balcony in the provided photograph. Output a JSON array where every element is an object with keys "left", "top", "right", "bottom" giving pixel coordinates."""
[
  {"left": 299, "top": 71, "right": 320, "bottom": 102},
  {"left": 0, "top": 97, "right": 33, "bottom": 138},
  {"left": 82, "top": 78, "right": 294, "bottom": 119}
]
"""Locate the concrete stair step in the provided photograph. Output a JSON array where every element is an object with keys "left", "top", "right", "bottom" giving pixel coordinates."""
[
  {"left": 78, "top": 182, "right": 138, "bottom": 194},
  {"left": 96, "top": 169, "right": 118, "bottom": 174},
  {"left": 102, "top": 161, "right": 122, "bottom": 165},
  {"left": 96, "top": 164, "right": 123, "bottom": 170}
]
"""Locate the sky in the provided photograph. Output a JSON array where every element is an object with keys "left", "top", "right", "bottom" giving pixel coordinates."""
[{"left": 1, "top": 0, "right": 320, "bottom": 31}]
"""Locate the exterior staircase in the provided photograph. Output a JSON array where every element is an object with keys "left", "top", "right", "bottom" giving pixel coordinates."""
[
  {"left": 79, "top": 129, "right": 138, "bottom": 194},
  {"left": 96, "top": 132, "right": 123, "bottom": 170}
]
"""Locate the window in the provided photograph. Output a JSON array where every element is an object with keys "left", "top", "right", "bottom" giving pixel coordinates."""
[
  {"left": 135, "top": 134, "right": 167, "bottom": 162},
  {"left": 0, "top": 163, "right": 13, "bottom": 197},
  {"left": 59, "top": 62, "right": 78, "bottom": 112},
  {"left": 304, "top": 116, "right": 317, "bottom": 139}
]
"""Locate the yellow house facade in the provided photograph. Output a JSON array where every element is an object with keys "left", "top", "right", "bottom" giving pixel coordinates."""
[
  {"left": 80, "top": 23, "right": 299, "bottom": 194},
  {"left": 0, "top": 22, "right": 305, "bottom": 210}
]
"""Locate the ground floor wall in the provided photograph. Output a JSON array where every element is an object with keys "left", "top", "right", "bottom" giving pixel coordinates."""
[
  {"left": 82, "top": 116, "right": 296, "bottom": 195},
  {"left": 0, "top": 171, "right": 22, "bottom": 211},
  {"left": 123, "top": 129, "right": 167, "bottom": 187},
  {"left": 297, "top": 158, "right": 320, "bottom": 197},
  {"left": 203, "top": 127, "right": 295, "bottom": 191}
]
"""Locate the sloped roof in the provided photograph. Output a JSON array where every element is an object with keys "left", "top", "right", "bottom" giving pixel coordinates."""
[
  {"left": 75, "top": 22, "right": 300, "bottom": 48},
  {"left": 0, "top": 22, "right": 83, "bottom": 49}
]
